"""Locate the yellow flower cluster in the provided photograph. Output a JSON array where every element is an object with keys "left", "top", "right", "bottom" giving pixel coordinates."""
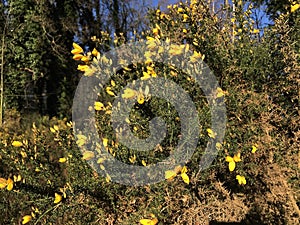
[
  {"left": 165, "top": 165, "right": 190, "bottom": 184},
  {"left": 225, "top": 152, "right": 241, "bottom": 172},
  {"left": 71, "top": 42, "right": 100, "bottom": 72}
]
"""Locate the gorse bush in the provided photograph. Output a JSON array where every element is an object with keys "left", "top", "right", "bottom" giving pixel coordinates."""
[{"left": 0, "top": 1, "right": 299, "bottom": 224}]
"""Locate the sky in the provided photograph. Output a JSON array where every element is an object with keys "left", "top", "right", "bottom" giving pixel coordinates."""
[{"left": 151, "top": 0, "right": 272, "bottom": 28}]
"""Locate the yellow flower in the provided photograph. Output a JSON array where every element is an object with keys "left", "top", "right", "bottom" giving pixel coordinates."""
[
  {"left": 106, "top": 87, "right": 115, "bottom": 96},
  {"left": 77, "top": 64, "right": 89, "bottom": 72},
  {"left": 140, "top": 218, "right": 158, "bottom": 225},
  {"left": 177, "top": 7, "right": 184, "bottom": 13},
  {"left": 81, "top": 56, "right": 90, "bottom": 63},
  {"left": 137, "top": 92, "right": 145, "bottom": 104},
  {"left": 71, "top": 43, "right": 83, "bottom": 55},
  {"left": 252, "top": 29, "right": 260, "bottom": 34},
  {"left": 183, "top": 14, "right": 189, "bottom": 22},
  {"left": 111, "top": 80, "right": 116, "bottom": 87},
  {"left": 190, "top": 51, "right": 204, "bottom": 63},
  {"left": 142, "top": 71, "right": 151, "bottom": 80},
  {"left": 22, "top": 215, "right": 32, "bottom": 224},
  {"left": 122, "top": 88, "right": 136, "bottom": 99},
  {"left": 207, "top": 128, "right": 216, "bottom": 138},
  {"left": 181, "top": 166, "right": 189, "bottom": 184},
  {"left": 105, "top": 173, "right": 111, "bottom": 183},
  {"left": 76, "top": 134, "right": 87, "bottom": 147},
  {"left": 82, "top": 151, "right": 95, "bottom": 160},
  {"left": 236, "top": 175, "right": 246, "bottom": 185},
  {"left": 14, "top": 174, "right": 22, "bottom": 182},
  {"left": 233, "top": 152, "right": 241, "bottom": 162},
  {"left": 51, "top": 126, "right": 57, "bottom": 133},
  {"left": 94, "top": 101, "right": 105, "bottom": 111},
  {"left": 92, "top": 48, "right": 99, "bottom": 57},
  {"left": 53, "top": 125, "right": 59, "bottom": 131},
  {"left": 129, "top": 155, "right": 136, "bottom": 163},
  {"left": 216, "top": 87, "right": 226, "bottom": 98},
  {"left": 12, "top": 141, "right": 23, "bottom": 147},
  {"left": 291, "top": 3, "right": 300, "bottom": 13},
  {"left": 251, "top": 145, "right": 258, "bottom": 153},
  {"left": 72, "top": 54, "right": 84, "bottom": 60},
  {"left": 152, "top": 28, "right": 159, "bottom": 36},
  {"left": 59, "top": 157, "right": 67, "bottom": 163},
  {"left": 142, "top": 160, "right": 147, "bottom": 166},
  {"left": 165, "top": 170, "right": 177, "bottom": 180},
  {"left": 216, "top": 142, "right": 222, "bottom": 150},
  {"left": 54, "top": 193, "right": 62, "bottom": 204},
  {"left": 103, "top": 138, "right": 108, "bottom": 148},
  {"left": 0, "top": 178, "right": 7, "bottom": 189},
  {"left": 7, "top": 178, "right": 13, "bottom": 191},
  {"left": 226, "top": 153, "right": 241, "bottom": 172}
]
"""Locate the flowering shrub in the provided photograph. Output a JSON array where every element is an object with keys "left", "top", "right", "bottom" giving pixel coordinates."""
[{"left": 0, "top": 1, "right": 299, "bottom": 224}]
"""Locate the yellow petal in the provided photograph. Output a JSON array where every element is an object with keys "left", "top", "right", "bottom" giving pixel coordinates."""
[
  {"left": 181, "top": 172, "right": 190, "bottom": 184},
  {"left": 228, "top": 161, "right": 236, "bottom": 172},
  {"left": 77, "top": 65, "right": 89, "bottom": 72},
  {"left": 141, "top": 71, "right": 151, "bottom": 80},
  {"left": 129, "top": 155, "right": 136, "bottom": 163},
  {"left": 94, "top": 101, "right": 105, "bottom": 111},
  {"left": 216, "top": 142, "right": 222, "bottom": 150},
  {"left": 81, "top": 55, "right": 90, "bottom": 63},
  {"left": 103, "top": 138, "right": 108, "bottom": 147},
  {"left": 0, "top": 178, "right": 7, "bottom": 189},
  {"left": 140, "top": 218, "right": 158, "bottom": 225},
  {"left": 22, "top": 215, "right": 32, "bottom": 224},
  {"left": 233, "top": 152, "right": 241, "bottom": 162},
  {"left": 142, "top": 160, "right": 147, "bottom": 166},
  {"left": 92, "top": 48, "right": 99, "bottom": 57},
  {"left": 165, "top": 170, "right": 177, "bottom": 180},
  {"left": 251, "top": 145, "right": 257, "bottom": 153},
  {"left": 190, "top": 51, "right": 203, "bottom": 63},
  {"left": 152, "top": 28, "right": 159, "bottom": 36},
  {"left": 105, "top": 174, "right": 111, "bottom": 183},
  {"left": 181, "top": 166, "right": 188, "bottom": 174},
  {"left": 82, "top": 151, "right": 95, "bottom": 160},
  {"left": 236, "top": 175, "right": 246, "bottom": 185},
  {"left": 122, "top": 88, "right": 136, "bottom": 99},
  {"left": 97, "top": 158, "right": 105, "bottom": 164},
  {"left": 71, "top": 48, "right": 83, "bottom": 55},
  {"left": 207, "top": 128, "right": 216, "bottom": 138},
  {"left": 106, "top": 87, "right": 115, "bottom": 96},
  {"left": 59, "top": 157, "right": 67, "bottom": 163},
  {"left": 111, "top": 80, "right": 116, "bottom": 87},
  {"left": 252, "top": 29, "right": 260, "bottom": 34},
  {"left": 54, "top": 193, "right": 62, "bottom": 204},
  {"left": 50, "top": 127, "right": 56, "bottom": 133},
  {"left": 216, "top": 87, "right": 226, "bottom": 98},
  {"left": 14, "top": 174, "right": 22, "bottom": 182},
  {"left": 225, "top": 156, "right": 234, "bottom": 162},
  {"left": 12, "top": 141, "right": 23, "bottom": 147},
  {"left": 7, "top": 178, "right": 13, "bottom": 191},
  {"left": 291, "top": 3, "right": 300, "bottom": 13},
  {"left": 137, "top": 93, "right": 145, "bottom": 104},
  {"left": 72, "top": 54, "right": 84, "bottom": 60},
  {"left": 72, "top": 42, "right": 83, "bottom": 53},
  {"left": 183, "top": 14, "right": 189, "bottom": 22}
]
